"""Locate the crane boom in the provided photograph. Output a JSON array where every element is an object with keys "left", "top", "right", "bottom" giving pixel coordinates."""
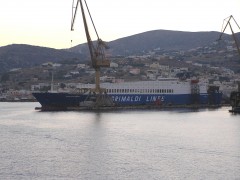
[
  {"left": 218, "top": 15, "right": 240, "bottom": 57},
  {"left": 71, "top": 0, "right": 110, "bottom": 93}
]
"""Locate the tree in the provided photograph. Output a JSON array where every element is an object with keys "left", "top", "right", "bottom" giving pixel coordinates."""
[
  {"left": 1, "top": 73, "right": 10, "bottom": 82},
  {"left": 60, "top": 83, "right": 66, "bottom": 89}
]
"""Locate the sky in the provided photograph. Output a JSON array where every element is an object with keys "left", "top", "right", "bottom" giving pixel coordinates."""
[{"left": 0, "top": 0, "right": 239, "bottom": 49}]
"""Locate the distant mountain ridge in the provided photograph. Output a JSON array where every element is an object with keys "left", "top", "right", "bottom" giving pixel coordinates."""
[
  {"left": 0, "top": 30, "right": 239, "bottom": 73},
  {"left": 0, "top": 44, "right": 84, "bottom": 73},
  {"left": 70, "top": 30, "right": 235, "bottom": 56}
]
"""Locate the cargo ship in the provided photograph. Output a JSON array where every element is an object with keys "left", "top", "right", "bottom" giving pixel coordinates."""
[{"left": 32, "top": 78, "right": 222, "bottom": 110}]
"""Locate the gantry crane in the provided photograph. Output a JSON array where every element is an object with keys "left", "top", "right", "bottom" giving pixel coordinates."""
[
  {"left": 71, "top": 0, "right": 113, "bottom": 107},
  {"left": 218, "top": 15, "right": 240, "bottom": 113},
  {"left": 71, "top": 0, "right": 110, "bottom": 93}
]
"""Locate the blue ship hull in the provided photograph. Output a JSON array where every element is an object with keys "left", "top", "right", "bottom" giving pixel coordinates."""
[{"left": 33, "top": 92, "right": 222, "bottom": 109}]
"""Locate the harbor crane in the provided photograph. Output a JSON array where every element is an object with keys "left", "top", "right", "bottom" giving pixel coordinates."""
[
  {"left": 71, "top": 0, "right": 110, "bottom": 93},
  {"left": 71, "top": 0, "right": 113, "bottom": 106},
  {"left": 218, "top": 15, "right": 240, "bottom": 113},
  {"left": 218, "top": 15, "right": 240, "bottom": 57}
]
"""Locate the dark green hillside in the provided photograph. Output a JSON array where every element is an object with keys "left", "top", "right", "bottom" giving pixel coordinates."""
[{"left": 0, "top": 44, "right": 85, "bottom": 73}]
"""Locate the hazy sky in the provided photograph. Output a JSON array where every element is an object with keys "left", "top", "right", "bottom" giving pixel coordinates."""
[{"left": 0, "top": 0, "right": 239, "bottom": 49}]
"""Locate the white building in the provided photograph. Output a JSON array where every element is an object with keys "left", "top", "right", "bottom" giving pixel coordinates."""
[{"left": 110, "top": 62, "right": 119, "bottom": 68}]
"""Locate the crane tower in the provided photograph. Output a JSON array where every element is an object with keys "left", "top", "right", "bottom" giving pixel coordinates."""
[{"left": 71, "top": 0, "right": 113, "bottom": 107}]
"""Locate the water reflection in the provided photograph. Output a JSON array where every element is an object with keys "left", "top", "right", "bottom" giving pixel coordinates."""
[{"left": 0, "top": 103, "right": 240, "bottom": 179}]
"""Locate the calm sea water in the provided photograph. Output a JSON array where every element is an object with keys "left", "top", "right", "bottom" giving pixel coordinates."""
[{"left": 0, "top": 102, "right": 239, "bottom": 180}]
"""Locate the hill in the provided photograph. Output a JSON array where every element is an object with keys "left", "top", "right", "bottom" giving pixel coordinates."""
[
  {"left": 70, "top": 30, "right": 235, "bottom": 56},
  {"left": 0, "top": 30, "right": 239, "bottom": 73},
  {"left": 0, "top": 44, "right": 85, "bottom": 73}
]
